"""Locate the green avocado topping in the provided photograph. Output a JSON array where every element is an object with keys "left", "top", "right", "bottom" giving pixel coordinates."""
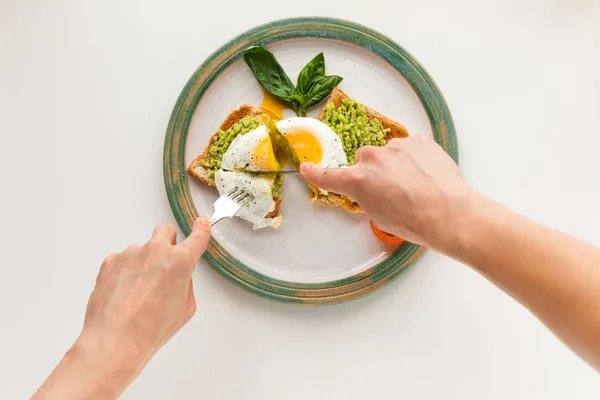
[
  {"left": 321, "top": 99, "right": 390, "bottom": 164},
  {"left": 272, "top": 173, "right": 283, "bottom": 198},
  {"left": 203, "top": 117, "right": 260, "bottom": 177}
]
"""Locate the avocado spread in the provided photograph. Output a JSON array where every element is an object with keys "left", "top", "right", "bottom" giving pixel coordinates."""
[
  {"left": 272, "top": 173, "right": 283, "bottom": 198},
  {"left": 203, "top": 117, "right": 260, "bottom": 177},
  {"left": 321, "top": 99, "right": 390, "bottom": 164},
  {"left": 203, "top": 116, "right": 282, "bottom": 199}
]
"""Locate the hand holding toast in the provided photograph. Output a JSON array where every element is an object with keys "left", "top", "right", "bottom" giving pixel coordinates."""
[
  {"left": 300, "top": 135, "right": 474, "bottom": 253},
  {"left": 303, "top": 136, "right": 600, "bottom": 371}
]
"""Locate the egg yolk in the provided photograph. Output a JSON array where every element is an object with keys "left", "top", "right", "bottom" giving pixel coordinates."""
[
  {"left": 285, "top": 131, "right": 323, "bottom": 164},
  {"left": 253, "top": 136, "right": 279, "bottom": 170},
  {"left": 260, "top": 89, "right": 286, "bottom": 120}
]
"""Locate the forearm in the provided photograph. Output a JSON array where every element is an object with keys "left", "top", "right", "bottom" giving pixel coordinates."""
[
  {"left": 446, "top": 194, "right": 600, "bottom": 368},
  {"left": 32, "top": 340, "right": 135, "bottom": 400}
]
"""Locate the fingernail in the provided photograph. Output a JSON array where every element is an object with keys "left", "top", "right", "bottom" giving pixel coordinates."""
[
  {"left": 300, "top": 163, "right": 312, "bottom": 172},
  {"left": 196, "top": 216, "right": 209, "bottom": 226}
]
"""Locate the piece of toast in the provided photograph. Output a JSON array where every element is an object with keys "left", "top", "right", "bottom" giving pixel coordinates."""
[
  {"left": 187, "top": 105, "right": 281, "bottom": 217},
  {"left": 314, "top": 88, "right": 410, "bottom": 212}
]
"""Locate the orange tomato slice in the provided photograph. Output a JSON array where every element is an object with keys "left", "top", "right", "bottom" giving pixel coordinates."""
[{"left": 370, "top": 220, "right": 405, "bottom": 245}]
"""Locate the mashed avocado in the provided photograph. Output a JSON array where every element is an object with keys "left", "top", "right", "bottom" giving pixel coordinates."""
[
  {"left": 203, "top": 117, "right": 260, "bottom": 177},
  {"left": 272, "top": 173, "right": 283, "bottom": 198},
  {"left": 321, "top": 99, "right": 390, "bottom": 164}
]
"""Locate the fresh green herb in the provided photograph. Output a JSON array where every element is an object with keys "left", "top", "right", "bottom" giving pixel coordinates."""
[
  {"left": 303, "top": 75, "right": 344, "bottom": 109},
  {"left": 242, "top": 47, "right": 296, "bottom": 108},
  {"left": 296, "top": 53, "right": 325, "bottom": 94},
  {"left": 243, "top": 46, "right": 342, "bottom": 117}
]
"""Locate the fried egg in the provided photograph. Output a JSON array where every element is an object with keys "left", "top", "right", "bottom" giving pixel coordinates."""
[
  {"left": 217, "top": 125, "right": 281, "bottom": 229},
  {"left": 220, "top": 125, "right": 278, "bottom": 172},
  {"left": 214, "top": 170, "right": 281, "bottom": 230},
  {"left": 275, "top": 117, "right": 348, "bottom": 168}
]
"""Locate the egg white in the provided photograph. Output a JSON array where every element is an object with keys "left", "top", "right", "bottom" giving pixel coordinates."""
[
  {"left": 214, "top": 170, "right": 281, "bottom": 230},
  {"left": 220, "top": 125, "right": 274, "bottom": 171}
]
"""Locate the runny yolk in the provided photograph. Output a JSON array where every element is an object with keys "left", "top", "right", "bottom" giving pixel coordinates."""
[
  {"left": 260, "top": 89, "right": 286, "bottom": 120},
  {"left": 253, "top": 136, "right": 279, "bottom": 171},
  {"left": 285, "top": 131, "right": 323, "bottom": 164}
]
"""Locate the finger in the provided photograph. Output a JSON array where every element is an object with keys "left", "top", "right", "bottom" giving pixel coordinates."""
[
  {"left": 96, "top": 253, "right": 118, "bottom": 284},
  {"left": 151, "top": 223, "right": 177, "bottom": 245},
  {"left": 300, "top": 163, "right": 361, "bottom": 197},
  {"left": 412, "top": 134, "right": 428, "bottom": 141},
  {"left": 355, "top": 145, "right": 379, "bottom": 163},
  {"left": 180, "top": 217, "right": 211, "bottom": 261}
]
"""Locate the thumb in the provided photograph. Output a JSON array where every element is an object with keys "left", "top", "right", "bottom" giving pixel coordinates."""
[
  {"left": 300, "top": 163, "right": 359, "bottom": 197},
  {"left": 180, "top": 216, "right": 211, "bottom": 261}
]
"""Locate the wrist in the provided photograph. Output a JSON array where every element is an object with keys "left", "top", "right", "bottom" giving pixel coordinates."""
[
  {"left": 442, "top": 189, "right": 500, "bottom": 262},
  {"left": 33, "top": 341, "right": 131, "bottom": 400},
  {"left": 31, "top": 331, "right": 145, "bottom": 400},
  {"left": 429, "top": 187, "right": 494, "bottom": 258},
  {"left": 68, "top": 342, "right": 128, "bottom": 399},
  {"left": 70, "top": 332, "right": 146, "bottom": 397}
]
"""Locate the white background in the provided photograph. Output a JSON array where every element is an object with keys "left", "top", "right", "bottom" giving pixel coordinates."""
[{"left": 1, "top": 0, "right": 599, "bottom": 399}]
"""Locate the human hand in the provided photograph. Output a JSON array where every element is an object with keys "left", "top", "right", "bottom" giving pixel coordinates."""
[
  {"left": 68, "top": 218, "right": 210, "bottom": 397},
  {"left": 300, "top": 136, "right": 476, "bottom": 252}
]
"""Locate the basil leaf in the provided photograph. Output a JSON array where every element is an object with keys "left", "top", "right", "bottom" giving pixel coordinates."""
[
  {"left": 243, "top": 46, "right": 343, "bottom": 118},
  {"left": 304, "top": 75, "right": 343, "bottom": 108},
  {"left": 296, "top": 53, "right": 325, "bottom": 95},
  {"left": 281, "top": 93, "right": 304, "bottom": 115},
  {"left": 287, "top": 93, "right": 305, "bottom": 104},
  {"left": 243, "top": 46, "right": 295, "bottom": 101}
]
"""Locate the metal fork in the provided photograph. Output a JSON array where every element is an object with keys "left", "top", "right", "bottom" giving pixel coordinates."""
[{"left": 209, "top": 187, "right": 255, "bottom": 226}]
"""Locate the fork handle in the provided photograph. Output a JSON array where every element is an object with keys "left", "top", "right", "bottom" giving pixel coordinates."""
[
  {"left": 209, "top": 207, "right": 231, "bottom": 226},
  {"left": 209, "top": 214, "right": 222, "bottom": 226}
]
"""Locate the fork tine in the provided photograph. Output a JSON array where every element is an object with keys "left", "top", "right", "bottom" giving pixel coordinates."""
[
  {"left": 231, "top": 191, "right": 246, "bottom": 201},
  {"left": 228, "top": 187, "right": 241, "bottom": 197},
  {"left": 230, "top": 188, "right": 247, "bottom": 200},
  {"left": 238, "top": 193, "right": 250, "bottom": 201},
  {"left": 238, "top": 194, "right": 254, "bottom": 207}
]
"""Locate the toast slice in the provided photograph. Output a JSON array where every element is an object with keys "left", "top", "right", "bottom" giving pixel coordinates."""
[
  {"left": 313, "top": 88, "right": 410, "bottom": 212},
  {"left": 187, "top": 105, "right": 282, "bottom": 218}
]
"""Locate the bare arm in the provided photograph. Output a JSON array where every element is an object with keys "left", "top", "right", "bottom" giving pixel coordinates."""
[
  {"left": 32, "top": 218, "right": 211, "bottom": 400},
  {"left": 301, "top": 135, "right": 600, "bottom": 369},
  {"left": 456, "top": 197, "right": 600, "bottom": 367}
]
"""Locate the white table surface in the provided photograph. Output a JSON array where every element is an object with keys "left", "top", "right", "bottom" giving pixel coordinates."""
[{"left": 1, "top": 1, "right": 599, "bottom": 399}]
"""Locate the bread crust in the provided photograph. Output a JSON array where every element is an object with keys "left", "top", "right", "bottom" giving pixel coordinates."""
[{"left": 186, "top": 105, "right": 281, "bottom": 217}]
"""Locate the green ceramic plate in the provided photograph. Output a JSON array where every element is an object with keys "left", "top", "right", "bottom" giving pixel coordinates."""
[{"left": 164, "top": 17, "right": 457, "bottom": 305}]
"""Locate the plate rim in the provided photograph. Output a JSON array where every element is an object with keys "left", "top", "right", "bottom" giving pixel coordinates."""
[{"left": 164, "top": 17, "right": 458, "bottom": 305}]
